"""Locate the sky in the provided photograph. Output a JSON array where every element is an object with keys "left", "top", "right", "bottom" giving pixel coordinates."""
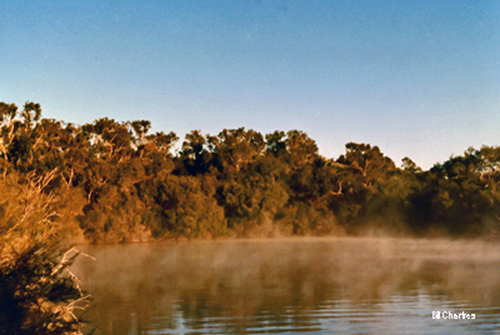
[{"left": 1, "top": 0, "right": 499, "bottom": 169}]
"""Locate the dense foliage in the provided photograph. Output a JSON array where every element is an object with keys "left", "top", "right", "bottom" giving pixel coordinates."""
[{"left": 1, "top": 101, "right": 499, "bottom": 243}]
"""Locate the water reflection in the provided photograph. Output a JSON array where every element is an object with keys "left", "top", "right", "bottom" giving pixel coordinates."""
[{"left": 72, "top": 238, "right": 500, "bottom": 334}]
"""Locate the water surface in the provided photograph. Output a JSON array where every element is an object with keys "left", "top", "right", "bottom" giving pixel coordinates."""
[{"left": 72, "top": 237, "right": 500, "bottom": 334}]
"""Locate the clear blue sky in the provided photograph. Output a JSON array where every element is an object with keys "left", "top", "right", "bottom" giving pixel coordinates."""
[{"left": 2, "top": 0, "right": 499, "bottom": 169}]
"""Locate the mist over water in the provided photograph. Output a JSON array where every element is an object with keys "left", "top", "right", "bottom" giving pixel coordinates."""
[{"left": 72, "top": 238, "right": 500, "bottom": 335}]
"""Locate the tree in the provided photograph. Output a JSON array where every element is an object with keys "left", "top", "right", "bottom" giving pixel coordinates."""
[
  {"left": 177, "top": 130, "right": 213, "bottom": 175},
  {"left": 209, "top": 128, "right": 265, "bottom": 174}
]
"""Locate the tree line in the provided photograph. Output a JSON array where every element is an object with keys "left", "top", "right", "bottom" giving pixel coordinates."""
[{"left": 1, "top": 101, "right": 500, "bottom": 243}]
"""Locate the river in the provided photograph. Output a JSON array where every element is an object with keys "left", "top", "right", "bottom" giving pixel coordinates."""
[{"left": 71, "top": 237, "right": 500, "bottom": 334}]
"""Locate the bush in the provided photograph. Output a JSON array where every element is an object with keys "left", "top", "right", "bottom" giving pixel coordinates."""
[{"left": 0, "top": 173, "right": 88, "bottom": 335}]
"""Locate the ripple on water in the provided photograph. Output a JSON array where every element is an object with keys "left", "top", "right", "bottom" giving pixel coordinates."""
[{"left": 72, "top": 238, "right": 500, "bottom": 335}]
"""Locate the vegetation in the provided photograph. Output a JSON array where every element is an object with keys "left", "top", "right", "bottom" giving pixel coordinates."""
[
  {"left": 1, "top": 101, "right": 499, "bottom": 243},
  {"left": 0, "top": 171, "right": 88, "bottom": 334}
]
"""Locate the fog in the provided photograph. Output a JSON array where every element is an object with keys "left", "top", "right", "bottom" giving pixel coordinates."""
[{"left": 72, "top": 237, "right": 500, "bottom": 334}]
